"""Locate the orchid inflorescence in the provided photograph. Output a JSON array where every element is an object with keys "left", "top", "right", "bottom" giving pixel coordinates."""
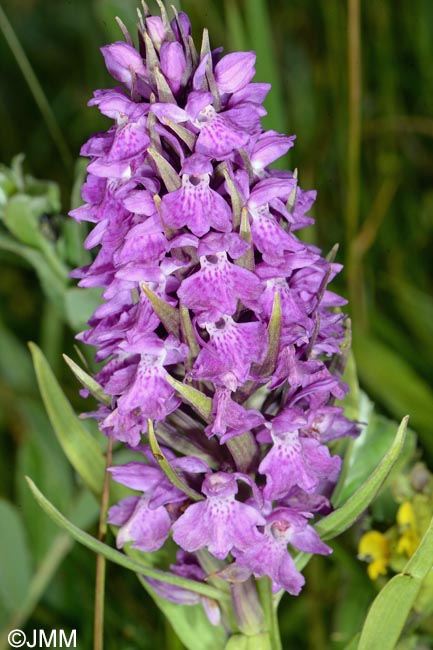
[{"left": 70, "top": 1, "right": 357, "bottom": 621}]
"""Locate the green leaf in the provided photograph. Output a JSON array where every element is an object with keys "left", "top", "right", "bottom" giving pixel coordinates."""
[
  {"left": 29, "top": 342, "right": 106, "bottom": 497},
  {"left": 225, "top": 633, "right": 272, "bottom": 650},
  {"left": 166, "top": 375, "right": 212, "bottom": 421},
  {"left": 222, "top": 164, "right": 243, "bottom": 228},
  {"left": 180, "top": 305, "right": 200, "bottom": 362},
  {"left": 295, "top": 416, "right": 408, "bottom": 571},
  {"left": 333, "top": 395, "right": 416, "bottom": 507},
  {"left": 0, "top": 232, "right": 66, "bottom": 309},
  {"left": 148, "top": 419, "right": 203, "bottom": 501},
  {"left": 15, "top": 399, "right": 74, "bottom": 562},
  {"left": 138, "top": 575, "right": 227, "bottom": 650},
  {"left": 317, "top": 415, "right": 408, "bottom": 540},
  {"left": 63, "top": 354, "right": 111, "bottom": 407},
  {"left": 0, "top": 501, "right": 32, "bottom": 615},
  {"left": 358, "top": 513, "right": 433, "bottom": 650},
  {"left": 147, "top": 147, "right": 181, "bottom": 192},
  {"left": 237, "top": 207, "right": 254, "bottom": 271},
  {"left": 163, "top": 117, "right": 197, "bottom": 150},
  {"left": 140, "top": 283, "right": 180, "bottom": 336},
  {"left": 256, "top": 291, "right": 281, "bottom": 378},
  {"left": 64, "top": 287, "right": 102, "bottom": 331},
  {"left": 343, "top": 633, "right": 361, "bottom": 650},
  {"left": 26, "top": 478, "right": 224, "bottom": 602},
  {"left": 3, "top": 194, "right": 68, "bottom": 281}
]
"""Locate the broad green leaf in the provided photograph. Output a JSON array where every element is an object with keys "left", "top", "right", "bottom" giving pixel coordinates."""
[
  {"left": 295, "top": 416, "right": 408, "bottom": 571},
  {"left": 29, "top": 342, "right": 106, "bottom": 496},
  {"left": 64, "top": 287, "right": 102, "bottom": 331},
  {"left": 0, "top": 501, "right": 32, "bottom": 615},
  {"left": 354, "top": 334, "right": 433, "bottom": 448},
  {"left": 26, "top": 478, "right": 224, "bottom": 602},
  {"left": 333, "top": 396, "right": 416, "bottom": 507},
  {"left": 166, "top": 375, "right": 212, "bottom": 421},
  {"left": 358, "top": 513, "right": 433, "bottom": 650},
  {"left": 63, "top": 354, "right": 111, "bottom": 407},
  {"left": 148, "top": 419, "right": 203, "bottom": 501},
  {"left": 15, "top": 399, "right": 74, "bottom": 562}
]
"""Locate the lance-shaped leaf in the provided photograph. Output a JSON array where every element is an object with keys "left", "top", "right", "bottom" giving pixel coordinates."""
[
  {"left": 255, "top": 292, "right": 281, "bottom": 378},
  {"left": 166, "top": 375, "right": 212, "bottom": 421},
  {"left": 26, "top": 478, "right": 223, "bottom": 601},
  {"left": 30, "top": 342, "right": 106, "bottom": 497},
  {"left": 222, "top": 164, "right": 243, "bottom": 229},
  {"left": 358, "top": 511, "right": 433, "bottom": 650},
  {"left": 236, "top": 207, "right": 254, "bottom": 271},
  {"left": 147, "top": 146, "right": 181, "bottom": 192},
  {"left": 286, "top": 169, "right": 298, "bottom": 213},
  {"left": 155, "top": 0, "right": 175, "bottom": 37},
  {"left": 143, "top": 31, "right": 159, "bottom": 87},
  {"left": 155, "top": 65, "right": 176, "bottom": 104},
  {"left": 147, "top": 419, "right": 203, "bottom": 501},
  {"left": 180, "top": 305, "right": 200, "bottom": 368},
  {"left": 294, "top": 415, "right": 408, "bottom": 572},
  {"left": 147, "top": 110, "right": 162, "bottom": 150},
  {"left": 163, "top": 117, "right": 197, "bottom": 150},
  {"left": 141, "top": 282, "right": 180, "bottom": 336},
  {"left": 200, "top": 28, "right": 220, "bottom": 110},
  {"left": 63, "top": 354, "right": 111, "bottom": 407}
]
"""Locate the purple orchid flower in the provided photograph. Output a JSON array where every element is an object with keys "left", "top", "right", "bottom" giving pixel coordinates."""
[{"left": 70, "top": 3, "right": 358, "bottom": 616}]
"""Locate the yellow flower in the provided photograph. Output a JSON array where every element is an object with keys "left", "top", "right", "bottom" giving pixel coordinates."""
[
  {"left": 396, "top": 501, "right": 419, "bottom": 557},
  {"left": 358, "top": 530, "right": 390, "bottom": 580}
]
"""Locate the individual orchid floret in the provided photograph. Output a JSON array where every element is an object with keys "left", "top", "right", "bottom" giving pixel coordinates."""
[
  {"left": 192, "top": 316, "right": 267, "bottom": 390},
  {"left": 160, "top": 155, "right": 232, "bottom": 235},
  {"left": 108, "top": 494, "right": 171, "bottom": 552},
  {"left": 172, "top": 472, "right": 265, "bottom": 559},
  {"left": 233, "top": 508, "right": 331, "bottom": 594},
  {"left": 258, "top": 411, "right": 341, "bottom": 500}
]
